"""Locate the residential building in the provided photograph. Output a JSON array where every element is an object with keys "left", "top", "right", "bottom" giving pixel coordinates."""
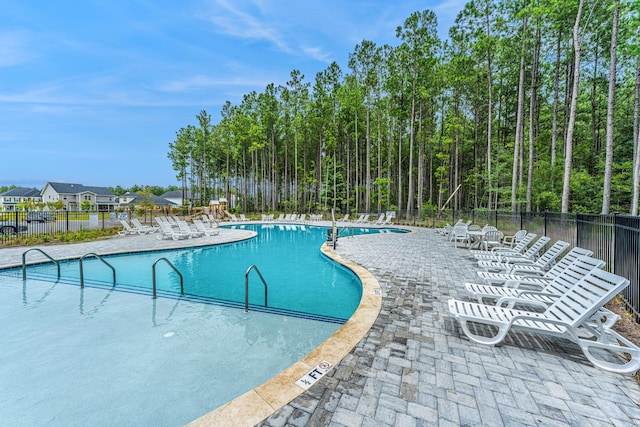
[
  {"left": 117, "top": 192, "right": 176, "bottom": 209},
  {"left": 0, "top": 187, "right": 42, "bottom": 211},
  {"left": 41, "top": 182, "right": 117, "bottom": 212},
  {"left": 160, "top": 190, "right": 195, "bottom": 207}
]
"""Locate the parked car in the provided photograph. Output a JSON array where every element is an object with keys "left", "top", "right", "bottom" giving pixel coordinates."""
[
  {"left": 25, "top": 212, "right": 56, "bottom": 223},
  {"left": 0, "top": 221, "right": 28, "bottom": 234}
]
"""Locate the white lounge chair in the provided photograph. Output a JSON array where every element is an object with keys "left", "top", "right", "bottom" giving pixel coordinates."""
[
  {"left": 193, "top": 219, "right": 220, "bottom": 236},
  {"left": 239, "top": 214, "right": 250, "bottom": 222},
  {"left": 131, "top": 218, "right": 157, "bottom": 234},
  {"left": 477, "top": 239, "right": 566, "bottom": 273},
  {"left": 118, "top": 220, "right": 142, "bottom": 236},
  {"left": 156, "top": 221, "right": 189, "bottom": 240},
  {"left": 466, "top": 255, "right": 605, "bottom": 307},
  {"left": 176, "top": 220, "right": 204, "bottom": 238},
  {"left": 477, "top": 246, "right": 593, "bottom": 286},
  {"left": 476, "top": 236, "right": 550, "bottom": 268},
  {"left": 473, "top": 233, "right": 537, "bottom": 259},
  {"left": 449, "top": 267, "right": 640, "bottom": 374},
  {"left": 373, "top": 213, "right": 385, "bottom": 225}
]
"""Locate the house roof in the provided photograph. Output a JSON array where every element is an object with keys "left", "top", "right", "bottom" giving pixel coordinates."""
[
  {"left": 46, "top": 182, "right": 114, "bottom": 196},
  {"left": 118, "top": 192, "right": 175, "bottom": 206},
  {"left": 0, "top": 187, "right": 42, "bottom": 197},
  {"left": 160, "top": 190, "right": 190, "bottom": 199}
]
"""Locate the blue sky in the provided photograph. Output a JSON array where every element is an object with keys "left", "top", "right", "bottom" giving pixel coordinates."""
[{"left": 0, "top": 0, "right": 463, "bottom": 189}]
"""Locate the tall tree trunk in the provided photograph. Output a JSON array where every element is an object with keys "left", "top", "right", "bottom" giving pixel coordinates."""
[
  {"left": 561, "top": 0, "right": 584, "bottom": 213},
  {"left": 632, "top": 60, "right": 640, "bottom": 216},
  {"left": 486, "top": 15, "right": 494, "bottom": 210},
  {"left": 551, "top": 29, "right": 563, "bottom": 188},
  {"left": 602, "top": 1, "right": 619, "bottom": 215},
  {"left": 417, "top": 101, "right": 424, "bottom": 220},
  {"left": 406, "top": 67, "right": 417, "bottom": 220},
  {"left": 511, "top": 17, "right": 527, "bottom": 211},
  {"left": 397, "top": 119, "right": 403, "bottom": 215},
  {"left": 526, "top": 26, "right": 540, "bottom": 213},
  {"left": 591, "top": 36, "right": 600, "bottom": 155}
]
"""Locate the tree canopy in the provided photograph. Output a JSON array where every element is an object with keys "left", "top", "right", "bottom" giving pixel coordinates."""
[{"left": 168, "top": 0, "right": 640, "bottom": 216}]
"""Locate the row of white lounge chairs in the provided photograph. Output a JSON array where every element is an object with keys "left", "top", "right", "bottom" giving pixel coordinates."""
[
  {"left": 439, "top": 229, "right": 640, "bottom": 374},
  {"left": 117, "top": 215, "right": 220, "bottom": 240},
  {"left": 225, "top": 212, "right": 395, "bottom": 225},
  {"left": 337, "top": 213, "right": 394, "bottom": 225}
]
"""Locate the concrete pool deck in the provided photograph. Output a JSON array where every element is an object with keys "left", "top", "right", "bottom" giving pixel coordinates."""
[{"left": 3, "top": 223, "right": 640, "bottom": 426}]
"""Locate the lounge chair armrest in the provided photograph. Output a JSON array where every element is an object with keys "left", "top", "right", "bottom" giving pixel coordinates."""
[{"left": 503, "top": 279, "right": 547, "bottom": 290}]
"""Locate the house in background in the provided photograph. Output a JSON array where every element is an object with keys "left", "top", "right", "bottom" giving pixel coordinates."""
[
  {"left": 41, "top": 182, "right": 117, "bottom": 212},
  {"left": 160, "top": 190, "right": 192, "bottom": 207},
  {"left": 117, "top": 192, "right": 176, "bottom": 210},
  {"left": 0, "top": 187, "right": 42, "bottom": 211}
]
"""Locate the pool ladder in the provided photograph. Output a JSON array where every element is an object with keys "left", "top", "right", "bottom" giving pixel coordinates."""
[
  {"left": 152, "top": 257, "right": 184, "bottom": 299},
  {"left": 245, "top": 265, "right": 268, "bottom": 312},
  {"left": 22, "top": 248, "right": 60, "bottom": 281},
  {"left": 79, "top": 253, "right": 116, "bottom": 288}
]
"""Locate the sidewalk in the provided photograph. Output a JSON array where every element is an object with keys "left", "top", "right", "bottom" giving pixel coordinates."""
[{"left": 258, "top": 227, "right": 640, "bottom": 426}]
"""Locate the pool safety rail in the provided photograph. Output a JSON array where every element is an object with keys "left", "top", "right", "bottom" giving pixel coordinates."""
[
  {"left": 79, "top": 253, "right": 116, "bottom": 288},
  {"left": 21, "top": 249, "right": 185, "bottom": 300},
  {"left": 152, "top": 257, "right": 184, "bottom": 299},
  {"left": 22, "top": 248, "right": 60, "bottom": 281},
  {"left": 244, "top": 264, "right": 268, "bottom": 312}
]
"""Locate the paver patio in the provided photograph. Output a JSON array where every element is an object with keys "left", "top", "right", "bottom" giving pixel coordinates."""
[{"left": 259, "top": 227, "right": 640, "bottom": 427}]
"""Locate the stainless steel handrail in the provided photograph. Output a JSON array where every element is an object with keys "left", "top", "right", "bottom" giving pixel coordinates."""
[
  {"left": 152, "top": 257, "right": 184, "bottom": 299},
  {"left": 22, "top": 248, "right": 60, "bottom": 281},
  {"left": 244, "top": 265, "right": 268, "bottom": 312},
  {"left": 79, "top": 252, "right": 116, "bottom": 288}
]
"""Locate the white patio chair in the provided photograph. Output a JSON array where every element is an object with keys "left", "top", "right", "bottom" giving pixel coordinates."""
[
  {"left": 503, "top": 229, "right": 527, "bottom": 248},
  {"left": 448, "top": 267, "right": 640, "bottom": 374},
  {"left": 482, "top": 230, "right": 504, "bottom": 251},
  {"left": 452, "top": 225, "right": 470, "bottom": 248}
]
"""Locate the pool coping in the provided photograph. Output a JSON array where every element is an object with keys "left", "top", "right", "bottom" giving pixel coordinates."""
[{"left": 184, "top": 241, "right": 383, "bottom": 427}]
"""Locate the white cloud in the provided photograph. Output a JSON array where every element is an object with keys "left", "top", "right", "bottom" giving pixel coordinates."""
[
  {"left": 0, "top": 31, "right": 36, "bottom": 67},
  {"left": 202, "top": 0, "right": 292, "bottom": 53}
]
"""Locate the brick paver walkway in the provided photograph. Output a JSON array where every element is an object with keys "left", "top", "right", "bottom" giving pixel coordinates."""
[{"left": 259, "top": 227, "right": 640, "bottom": 427}]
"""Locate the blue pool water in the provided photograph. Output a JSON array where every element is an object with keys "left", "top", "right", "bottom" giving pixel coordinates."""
[
  {"left": 0, "top": 224, "right": 402, "bottom": 426},
  {"left": 16, "top": 224, "right": 402, "bottom": 320}
]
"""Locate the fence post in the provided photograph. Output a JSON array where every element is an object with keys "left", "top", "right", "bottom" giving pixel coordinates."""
[
  {"left": 544, "top": 211, "right": 548, "bottom": 237},
  {"left": 613, "top": 213, "right": 618, "bottom": 274},
  {"left": 520, "top": 211, "right": 524, "bottom": 231}
]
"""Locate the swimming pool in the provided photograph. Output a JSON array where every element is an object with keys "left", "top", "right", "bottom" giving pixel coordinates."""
[{"left": 0, "top": 224, "right": 399, "bottom": 426}]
